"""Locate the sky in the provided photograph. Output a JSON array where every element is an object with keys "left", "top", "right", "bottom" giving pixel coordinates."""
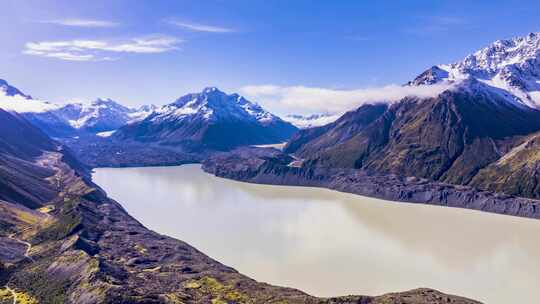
[{"left": 1, "top": 0, "right": 540, "bottom": 115}]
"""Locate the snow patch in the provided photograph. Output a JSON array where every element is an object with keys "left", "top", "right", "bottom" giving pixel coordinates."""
[{"left": 96, "top": 130, "right": 116, "bottom": 137}]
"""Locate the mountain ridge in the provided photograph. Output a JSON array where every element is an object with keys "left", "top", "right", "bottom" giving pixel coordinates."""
[{"left": 411, "top": 31, "right": 540, "bottom": 109}]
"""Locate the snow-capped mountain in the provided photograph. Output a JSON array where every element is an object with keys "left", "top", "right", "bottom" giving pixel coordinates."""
[
  {"left": 410, "top": 32, "right": 540, "bottom": 108},
  {"left": 113, "top": 87, "right": 298, "bottom": 150},
  {"left": 284, "top": 113, "right": 340, "bottom": 129},
  {"left": 131, "top": 104, "right": 159, "bottom": 121},
  {"left": 151, "top": 87, "right": 279, "bottom": 124},
  {"left": 0, "top": 79, "right": 154, "bottom": 137},
  {"left": 52, "top": 98, "right": 153, "bottom": 133}
]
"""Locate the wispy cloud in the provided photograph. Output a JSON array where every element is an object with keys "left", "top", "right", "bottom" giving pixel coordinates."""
[
  {"left": 23, "top": 36, "right": 182, "bottom": 61},
  {"left": 166, "top": 19, "right": 235, "bottom": 33},
  {"left": 41, "top": 18, "right": 119, "bottom": 28},
  {"left": 239, "top": 84, "right": 453, "bottom": 115}
]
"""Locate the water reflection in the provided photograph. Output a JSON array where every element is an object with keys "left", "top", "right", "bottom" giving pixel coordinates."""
[{"left": 93, "top": 164, "right": 540, "bottom": 304}]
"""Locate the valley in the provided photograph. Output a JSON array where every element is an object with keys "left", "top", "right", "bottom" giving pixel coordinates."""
[
  {"left": 94, "top": 164, "right": 540, "bottom": 304},
  {"left": 1, "top": 21, "right": 540, "bottom": 304}
]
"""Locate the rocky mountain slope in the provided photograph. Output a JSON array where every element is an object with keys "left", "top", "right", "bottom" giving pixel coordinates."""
[
  {"left": 284, "top": 32, "right": 540, "bottom": 199},
  {"left": 0, "top": 96, "right": 478, "bottom": 303},
  {"left": 113, "top": 87, "right": 298, "bottom": 150}
]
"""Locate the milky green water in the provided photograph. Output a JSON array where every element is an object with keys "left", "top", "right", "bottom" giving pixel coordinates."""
[{"left": 93, "top": 164, "right": 540, "bottom": 304}]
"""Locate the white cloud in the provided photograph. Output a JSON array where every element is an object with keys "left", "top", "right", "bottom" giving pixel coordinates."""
[
  {"left": 41, "top": 18, "right": 119, "bottom": 27},
  {"left": 239, "top": 83, "right": 453, "bottom": 115},
  {"left": 166, "top": 20, "right": 235, "bottom": 33},
  {"left": 23, "top": 36, "right": 182, "bottom": 61},
  {"left": 0, "top": 90, "right": 59, "bottom": 113}
]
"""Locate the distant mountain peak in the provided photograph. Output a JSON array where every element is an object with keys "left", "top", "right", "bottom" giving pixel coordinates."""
[
  {"left": 165, "top": 87, "right": 277, "bottom": 124},
  {"left": 114, "top": 87, "right": 298, "bottom": 150}
]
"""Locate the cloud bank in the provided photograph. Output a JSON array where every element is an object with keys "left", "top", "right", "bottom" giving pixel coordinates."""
[
  {"left": 239, "top": 83, "right": 453, "bottom": 115},
  {"left": 166, "top": 20, "right": 235, "bottom": 33},
  {"left": 24, "top": 36, "right": 182, "bottom": 61},
  {"left": 0, "top": 90, "right": 58, "bottom": 113},
  {"left": 41, "top": 18, "right": 119, "bottom": 28}
]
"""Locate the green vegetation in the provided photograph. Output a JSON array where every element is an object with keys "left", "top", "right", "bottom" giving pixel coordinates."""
[
  {"left": 184, "top": 276, "right": 251, "bottom": 304},
  {"left": 0, "top": 287, "right": 38, "bottom": 304},
  {"left": 30, "top": 199, "right": 81, "bottom": 244}
]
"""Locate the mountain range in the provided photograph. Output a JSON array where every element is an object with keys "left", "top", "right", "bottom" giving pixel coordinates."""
[
  {"left": 2, "top": 31, "right": 540, "bottom": 200},
  {"left": 0, "top": 82, "right": 298, "bottom": 152},
  {"left": 0, "top": 83, "right": 155, "bottom": 137}
]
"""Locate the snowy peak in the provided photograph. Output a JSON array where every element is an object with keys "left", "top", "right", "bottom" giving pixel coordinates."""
[
  {"left": 114, "top": 87, "right": 298, "bottom": 150},
  {"left": 158, "top": 87, "right": 278, "bottom": 124},
  {"left": 453, "top": 32, "right": 540, "bottom": 74},
  {"left": 409, "top": 66, "right": 450, "bottom": 85},
  {"left": 52, "top": 98, "right": 154, "bottom": 132},
  {"left": 411, "top": 31, "right": 540, "bottom": 108}
]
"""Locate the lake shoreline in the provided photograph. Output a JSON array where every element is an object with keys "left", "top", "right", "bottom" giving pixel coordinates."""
[
  {"left": 201, "top": 147, "right": 540, "bottom": 220},
  {"left": 93, "top": 163, "right": 540, "bottom": 304}
]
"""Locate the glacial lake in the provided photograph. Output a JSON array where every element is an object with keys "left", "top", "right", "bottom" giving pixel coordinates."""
[{"left": 93, "top": 164, "right": 540, "bottom": 304}]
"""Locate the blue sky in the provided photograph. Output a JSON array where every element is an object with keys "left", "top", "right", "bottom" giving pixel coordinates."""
[{"left": 1, "top": 0, "right": 540, "bottom": 114}]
